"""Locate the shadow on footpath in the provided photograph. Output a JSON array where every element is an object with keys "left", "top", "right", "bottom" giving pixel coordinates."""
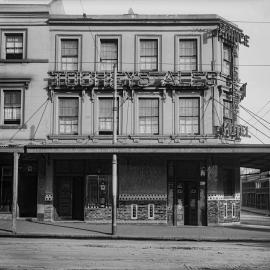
[{"left": 23, "top": 220, "right": 111, "bottom": 235}]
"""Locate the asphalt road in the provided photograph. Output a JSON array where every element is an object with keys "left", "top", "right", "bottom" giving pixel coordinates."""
[{"left": 0, "top": 238, "right": 269, "bottom": 270}]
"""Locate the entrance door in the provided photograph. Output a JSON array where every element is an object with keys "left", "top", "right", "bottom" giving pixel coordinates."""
[
  {"left": 183, "top": 182, "right": 198, "bottom": 225},
  {"left": 72, "top": 176, "right": 84, "bottom": 220},
  {"left": 55, "top": 176, "right": 84, "bottom": 220},
  {"left": 18, "top": 175, "right": 37, "bottom": 217}
]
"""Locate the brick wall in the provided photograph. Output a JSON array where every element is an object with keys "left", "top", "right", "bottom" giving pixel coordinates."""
[
  {"left": 207, "top": 198, "right": 240, "bottom": 224},
  {"left": 85, "top": 201, "right": 167, "bottom": 223}
]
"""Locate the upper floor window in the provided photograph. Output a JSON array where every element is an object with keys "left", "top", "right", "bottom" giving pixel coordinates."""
[
  {"left": 100, "top": 39, "right": 118, "bottom": 72},
  {"left": 1, "top": 30, "right": 27, "bottom": 60},
  {"left": 140, "top": 39, "right": 158, "bottom": 71},
  {"left": 5, "top": 34, "right": 23, "bottom": 60},
  {"left": 179, "top": 98, "right": 199, "bottom": 135},
  {"left": 61, "top": 39, "right": 78, "bottom": 71},
  {"left": 223, "top": 100, "right": 232, "bottom": 123},
  {"left": 58, "top": 97, "right": 79, "bottom": 135},
  {"left": 3, "top": 90, "right": 21, "bottom": 125},
  {"left": 223, "top": 44, "right": 232, "bottom": 76},
  {"left": 98, "top": 98, "right": 118, "bottom": 135},
  {"left": 179, "top": 39, "right": 197, "bottom": 71},
  {"left": 139, "top": 98, "right": 159, "bottom": 135}
]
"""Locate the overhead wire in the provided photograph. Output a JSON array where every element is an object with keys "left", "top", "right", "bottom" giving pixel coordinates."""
[{"left": 213, "top": 98, "right": 270, "bottom": 141}]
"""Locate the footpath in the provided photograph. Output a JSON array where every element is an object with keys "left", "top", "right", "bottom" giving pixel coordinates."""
[{"left": 0, "top": 211, "right": 270, "bottom": 242}]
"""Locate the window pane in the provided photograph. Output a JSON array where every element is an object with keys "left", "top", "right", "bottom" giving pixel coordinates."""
[
  {"left": 61, "top": 39, "right": 78, "bottom": 71},
  {"left": 4, "top": 91, "right": 21, "bottom": 124},
  {"left": 140, "top": 39, "right": 158, "bottom": 71},
  {"left": 99, "top": 98, "right": 118, "bottom": 134},
  {"left": 223, "top": 44, "right": 232, "bottom": 75},
  {"left": 5, "top": 34, "right": 23, "bottom": 60},
  {"left": 100, "top": 39, "right": 118, "bottom": 71},
  {"left": 179, "top": 39, "right": 197, "bottom": 71},
  {"left": 139, "top": 98, "right": 159, "bottom": 134},
  {"left": 223, "top": 100, "right": 232, "bottom": 120},
  {"left": 179, "top": 98, "right": 199, "bottom": 135},
  {"left": 59, "top": 98, "right": 78, "bottom": 134}
]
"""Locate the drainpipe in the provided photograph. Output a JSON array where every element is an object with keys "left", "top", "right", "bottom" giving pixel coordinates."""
[
  {"left": 112, "top": 64, "right": 118, "bottom": 235},
  {"left": 12, "top": 152, "right": 19, "bottom": 234}
]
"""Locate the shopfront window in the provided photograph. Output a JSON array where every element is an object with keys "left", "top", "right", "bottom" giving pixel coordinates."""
[{"left": 85, "top": 175, "right": 112, "bottom": 208}]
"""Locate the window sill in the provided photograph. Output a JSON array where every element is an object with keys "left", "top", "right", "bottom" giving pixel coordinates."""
[
  {"left": 0, "top": 59, "right": 49, "bottom": 64},
  {"left": 0, "top": 124, "right": 26, "bottom": 129}
]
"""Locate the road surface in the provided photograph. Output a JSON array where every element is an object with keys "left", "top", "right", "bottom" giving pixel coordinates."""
[{"left": 0, "top": 238, "right": 269, "bottom": 269}]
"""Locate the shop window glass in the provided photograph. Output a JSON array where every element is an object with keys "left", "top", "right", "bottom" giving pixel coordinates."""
[
  {"left": 85, "top": 175, "right": 112, "bottom": 208},
  {"left": 0, "top": 166, "right": 12, "bottom": 212}
]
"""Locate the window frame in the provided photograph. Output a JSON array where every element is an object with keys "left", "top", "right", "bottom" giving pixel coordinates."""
[
  {"left": 55, "top": 35, "right": 82, "bottom": 71},
  {"left": 148, "top": 204, "right": 155, "bottom": 220},
  {"left": 175, "top": 35, "right": 201, "bottom": 72},
  {"left": 54, "top": 95, "right": 81, "bottom": 136},
  {"left": 98, "top": 97, "right": 119, "bottom": 135},
  {"left": 223, "top": 99, "right": 233, "bottom": 123},
  {"left": 135, "top": 35, "right": 162, "bottom": 72},
  {"left": 137, "top": 97, "right": 160, "bottom": 135},
  {"left": 0, "top": 29, "right": 27, "bottom": 61},
  {"left": 0, "top": 88, "right": 24, "bottom": 127},
  {"left": 232, "top": 203, "right": 236, "bottom": 218},
  {"left": 222, "top": 43, "right": 233, "bottom": 76},
  {"left": 95, "top": 35, "right": 122, "bottom": 72},
  {"left": 224, "top": 202, "right": 228, "bottom": 219},
  {"left": 177, "top": 96, "right": 200, "bottom": 135},
  {"left": 131, "top": 204, "right": 138, "bottom": 220}
]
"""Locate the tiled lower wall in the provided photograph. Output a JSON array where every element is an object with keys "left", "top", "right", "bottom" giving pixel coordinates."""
[
  {"left": 207, "top": 194, "right": 240, "bottom": 224},
  {"left": 85, "top": 201, "right": 167, "bottom": 223}
]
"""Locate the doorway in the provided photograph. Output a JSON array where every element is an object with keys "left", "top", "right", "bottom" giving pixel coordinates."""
[
  {"left": 55, "top": 176, "right": 84, "bottom": 220},
  {"left": 18, "top": 168, "right": 37, "bottom": 218}
]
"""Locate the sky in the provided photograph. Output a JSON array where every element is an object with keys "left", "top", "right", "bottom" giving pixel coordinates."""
[{"left": 2, "top": 0, "right": 270, "bottom": 144}]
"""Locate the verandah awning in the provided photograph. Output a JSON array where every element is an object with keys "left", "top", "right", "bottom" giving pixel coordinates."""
[{"left": 24, "top": 144, "right": 270, "bottom": 170}]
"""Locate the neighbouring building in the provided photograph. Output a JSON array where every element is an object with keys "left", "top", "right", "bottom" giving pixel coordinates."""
[
  {"left": 0, "top": 0, "right": 252, "bottom": 226},
  {"left": 241, "top": 170, "right": 270, "bottom": 215}
]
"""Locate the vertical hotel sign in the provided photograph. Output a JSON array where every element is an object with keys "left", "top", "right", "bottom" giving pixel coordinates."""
[{"left": 214, "top": 23, "right": 250, "bottom": 47}]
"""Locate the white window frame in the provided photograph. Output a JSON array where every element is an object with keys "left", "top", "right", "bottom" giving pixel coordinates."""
[
  {"left": 54, "top": 95, "right": 81, "bottom": 136},
  {"left": 131, "top": 204, "right": 138, "bottom": 220},
  {"left": 224, "top": 202, "right": 228, "bottom": 219},
  {"left": 0, "top": 29, "right": 27, "bottom": 60},
  {"left": 95, "top": 35, "right": 122, "bottom": 72},
  {"left": 0, "top": 88, "right": 24, "bottom": 127},
  {"left": 55, "top": 35, "right": 82, "bottom": 71},
  {"left": 135, "top": 35, "right": 162, "bottom": 72},
  {"left": 136, "top": 96, "right": 162, "bottom": 135},
  {"left": 175, "top": 95, "right": 201, "bottom": 135},
  {"left": 222, "top": 43, "right": 232, "bottom": 76},
  {"left": 232, "top": 203, "right": 236, "bottom": 218},
  {"left": 175, "top": 35, "right": 201, "bottom": 72},
  {"left": 148, "top": 204, "right": 155, "bottom": 219}
]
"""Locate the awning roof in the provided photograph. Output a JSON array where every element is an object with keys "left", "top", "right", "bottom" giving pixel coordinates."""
[{"left": 24, "top": 144, "right": 270, "bottom": 170}]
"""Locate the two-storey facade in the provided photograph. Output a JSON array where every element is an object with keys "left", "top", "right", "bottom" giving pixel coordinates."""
[{"left": 0, "top": 1, "right": 249, "bottom": 226}]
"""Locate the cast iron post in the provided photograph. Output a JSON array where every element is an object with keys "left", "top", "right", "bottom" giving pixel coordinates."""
[
  {"left": 12, "top": 152, "right": 19, "bottom": 234},
  {"left": 112, "top": 64, "right": 118, "bottom": 235}
]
